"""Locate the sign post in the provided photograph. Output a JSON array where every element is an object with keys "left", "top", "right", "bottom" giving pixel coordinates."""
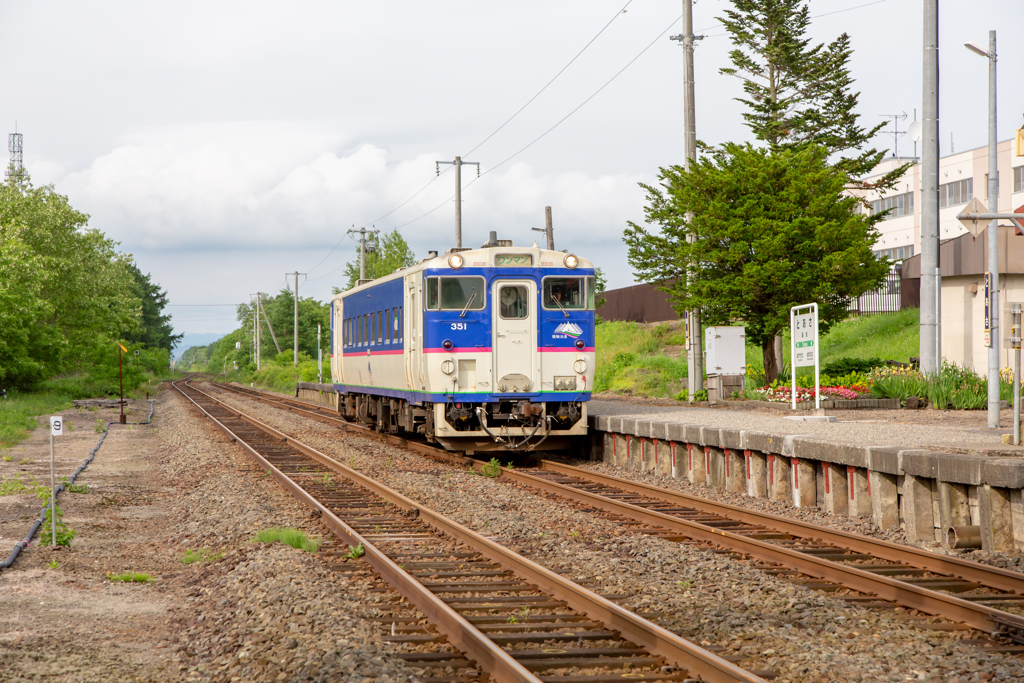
[
  {"left": 49, "top": 416, "right": 63, "bottom": 547},
  {"left": 318, "top": 324, "right": 323, "bottom": 384},
  {"left": 790, "top": 304, "right": 820, "bottom": 410},
  {"left": 984, "top": 272, "right": 993, "bottom": 347}
]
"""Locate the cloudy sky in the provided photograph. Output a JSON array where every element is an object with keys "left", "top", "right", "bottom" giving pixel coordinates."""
[{"left": 2, "top": 1, "right": 1021, "bottom": 344}]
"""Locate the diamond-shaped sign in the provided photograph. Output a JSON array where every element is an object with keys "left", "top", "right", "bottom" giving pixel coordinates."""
[{"left": 958, "top": 197, "right": 989, "bottom": 235}]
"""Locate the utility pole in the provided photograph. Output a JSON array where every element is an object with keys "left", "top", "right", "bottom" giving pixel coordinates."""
[
  {"left": 965, "top": 32, "right": 999, "bottom": 426},
  {"left": 287, "top": 271, "right": 307, "bottom": 365},
  {"left": 346, "top": 226, "right": 379, "bottom": 283},
  {"left": 531, "top": 206, "right": 556, "bottom": 250},
  {"left": 920, "top": 0, "right": 940, "bottom": 374},
  {"left": 436, "top": 156, "right": 480, "bottom": 248},
  {"left": 671, "top": 0, "right": 703, "bottom": 401},
  {"left": 251, "top": 294, "right": 262, "bottom": 371}
]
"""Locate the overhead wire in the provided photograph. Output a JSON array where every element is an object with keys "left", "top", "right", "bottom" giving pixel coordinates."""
[
  {"left": 376, "top": 12, "right": 683, "bottom": 233},
  {"left": 306, "top": 0, "right": 634, "bottom": 277}
]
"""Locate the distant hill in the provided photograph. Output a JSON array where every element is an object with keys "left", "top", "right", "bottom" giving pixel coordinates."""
[{"left": 173, "top": 332, "right": 227, "bottom": 357}]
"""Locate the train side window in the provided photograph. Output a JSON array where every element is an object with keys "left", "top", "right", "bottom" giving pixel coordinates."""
[
  {"left": 378, "top": 311, "right": 383, "bottom": 343},
  {"left": 371, "top": 312, "right": 376, "bottom": 345},
  {"left": 542, "top": 277, "right": 585, "bottom": 310},
  {"left": 385, "top": 309, "right": 391, "bottom": 343},
  {"left": 393, "top": 307, "right": 399, "bottom": 343},
  {"left": 426, "top": 277, "right": 439, "bottom": 310},
  {"left": 586, "top": 276, "right": 596, "bottom": 310},
  {"left": 398, "top": 306, "right": 403, "bottom": 341},
  {"left": 343, "top": 318, "right": 347, "bottom": 347}
]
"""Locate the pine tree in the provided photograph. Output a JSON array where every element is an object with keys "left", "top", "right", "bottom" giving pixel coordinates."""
[{"left": 719, "top": 0, "right": 906, "bottom": 190}]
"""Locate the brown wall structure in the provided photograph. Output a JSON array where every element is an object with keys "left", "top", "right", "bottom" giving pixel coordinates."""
[
  {"left": 597, "top": 283, "right": 680, "bottom": 323},
  {"left": 902, "top": 225, "right": 1024, "bottom": 280}
]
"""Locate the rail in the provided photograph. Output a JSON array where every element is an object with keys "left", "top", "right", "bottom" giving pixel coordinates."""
[{"left": 175, "top": 380, "right": 766, "bottom": 683}]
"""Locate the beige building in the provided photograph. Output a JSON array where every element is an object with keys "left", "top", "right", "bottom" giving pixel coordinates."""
[{"left": 869, "top": 138, "right": 1024, "bottom": 374}]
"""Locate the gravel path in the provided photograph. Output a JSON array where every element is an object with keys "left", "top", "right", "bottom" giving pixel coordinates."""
[
  {"left": 216, "top": 387, "right": 1024, "bottom": 683},
  {"left": 590, "top": 399, "right": 1024, "bottom": 455}
]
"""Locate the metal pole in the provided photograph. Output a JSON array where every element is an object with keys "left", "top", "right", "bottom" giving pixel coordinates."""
[
  {"left": 676, "top": 0, "right": 704, "bottom": 400},
  {"left": 455, "top": 156, "right": 462, "bottom": 249},
  {"left": 360, "top": 227, "right": 366, "bottom": 281},
  {"left": 318, "top": 323, "right": 322, "bottom": 384},
  {"left": 920, "top": 0, "right": 940, "bottom": 374},
  {"left": 49, "top": 430, "right": 56, "bottom": 547},
  {"left": 294, "top": 271, "right": 299, "bottom": 366},
  {"left": 1013, "top": 304, "right": 1020, "bottom": 445},
  {"left": 985, "top": 30, "right": 1000, "bottom": 428},
  {"left": 544, "top": 206, "right": 555, "bottom": 250},
  {"left": 256, "top": 296, "right": 262, "bottom": 371},
  {"left": 118, "top": 344, "right": 126, "bottom": 424}
]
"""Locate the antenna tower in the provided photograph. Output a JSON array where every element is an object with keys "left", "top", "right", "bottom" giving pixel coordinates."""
[{"left": 7, "top": 128, "right": 23, "bottom": 181}]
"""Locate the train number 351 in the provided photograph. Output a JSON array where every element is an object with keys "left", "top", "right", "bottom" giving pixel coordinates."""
[{"left": 450, "top": 323, "right": 468, "bottom": 331}]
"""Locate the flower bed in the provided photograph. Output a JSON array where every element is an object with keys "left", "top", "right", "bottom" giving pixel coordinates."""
[{"left": 751, "top": 384, "right": 870, "bottom": 403}]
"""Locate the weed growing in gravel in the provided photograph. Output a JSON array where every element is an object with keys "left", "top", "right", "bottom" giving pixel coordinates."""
[
  {"left": 61, "top": 477, "right": 88, "bottom": 494},
  {"left": 480, "top": 458, "right": 502, "bottom": 478},
  {"left": 385, "top": 456, "right": 393, "bottom": 468},
  {"left": 677, "top": 579, "right": 692, "bottom": 592},
  {"left": 374, "top": 525, "right": 382, "bottom": 534},
  {"left": 180, "top": 548, "right": 224, "bottom": 564},
  {"left": 342, "top": 542, "right": 365, "bottom": 560},
  {"left": 107, "top": 571, "right": 152, "bottom": 583},
  {"left": 569, "top": 530, "right": 580, "bottom": 540},
  {"left": 2, "top": 455, "right": 11, "bottom": 462},
  {"left": 254, "top": 527, "right": 320, "bottom": 553},
  {"left": 35, "top": 486, "right": 77, "bottom": 547},
  {"left": 94, "top": 419, "right": 106, "bottom": 433},
  {"left": 0, "top": 476, "right": 30, "bottom": 495},
  {"left": 321, "top": 472, "right": 332, "bottom": 485},
  {"left": 47, "top": 559, "right": 59, "bottom": 569},
  {"left": 18, "top": 458, "right": 31, "bottom": 465}
]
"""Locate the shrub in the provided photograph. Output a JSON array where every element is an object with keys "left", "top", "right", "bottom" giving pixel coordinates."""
[
  {"left": 822, "top": 357, "right": 884, "bottom": 376},
  {"left": 107, "top": 571, "right": 152, "bottom": 583}
]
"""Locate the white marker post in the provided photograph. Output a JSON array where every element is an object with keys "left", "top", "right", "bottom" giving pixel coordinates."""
[
  {"left": 49, "top": 416, "right": 64, "bottom": 547},
  {"left": 790, "top": 304, "right": 820, "bottom": 410}
]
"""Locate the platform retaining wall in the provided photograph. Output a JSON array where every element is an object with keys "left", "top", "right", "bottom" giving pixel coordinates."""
[{"left": 588, "top": 414, "right": 1024, "bottom": 554}]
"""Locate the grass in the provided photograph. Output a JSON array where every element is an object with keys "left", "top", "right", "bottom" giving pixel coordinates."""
[
  {"left": 253, "top": 527, "right": 320, "bottom": 553},
  {"left": 107, "top": 571, "right": 153, "bottom": 583},
  {"left": 0, "top": 475, "right": 31, "bottom": 495},
  {"left": 0, "top": 391, "right": 73, "bottom": 455},
  {"left": 180, "top": 548, "right": 224, "bottom": 564},
  {"left": 595, "top": 310, "right": 921, "bottom": 398}
]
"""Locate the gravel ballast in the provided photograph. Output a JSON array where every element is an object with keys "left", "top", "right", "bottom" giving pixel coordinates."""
[{"left": 215, "top": 387, "right": 1024, "bottom": 683}]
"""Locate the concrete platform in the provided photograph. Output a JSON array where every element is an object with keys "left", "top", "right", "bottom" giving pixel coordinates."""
[{"left": 587, "top": 400, "right": 1024, "bottom": 554}]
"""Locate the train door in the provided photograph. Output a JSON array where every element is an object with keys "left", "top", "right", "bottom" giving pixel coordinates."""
[
  {"left": 406, "top": 275, "right": 423, "bottom": 391},
  {"left": 492, "top": 280, "right": 536, "bottom": 392}
]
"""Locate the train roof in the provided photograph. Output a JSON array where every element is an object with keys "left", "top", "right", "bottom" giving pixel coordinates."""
[{"left": 332, "top": 242, "right": 595, "bottom": 302}]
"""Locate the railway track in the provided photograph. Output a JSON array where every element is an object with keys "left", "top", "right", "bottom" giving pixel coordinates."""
[
  {"left": 172, "top": 380, "right": 768, "bottom": 683},
  {"left": 211, "top": 381, "right": 1024, "bottom": 649}
]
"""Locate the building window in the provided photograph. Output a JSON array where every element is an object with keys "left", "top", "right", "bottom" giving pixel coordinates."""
[
  {"left": 871, "top": 191, "right": 914, "bottom": 220},
  {"left": 938, "top": 178, "right": 973, "bottom": 208},
  {"left": 1014, "top": 166, "right": 1023, "bottom": 194}
]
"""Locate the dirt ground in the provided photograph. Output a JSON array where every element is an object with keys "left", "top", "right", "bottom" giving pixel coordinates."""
[{"left": 0, "top": 386, "right": 418, "bottom": 683}]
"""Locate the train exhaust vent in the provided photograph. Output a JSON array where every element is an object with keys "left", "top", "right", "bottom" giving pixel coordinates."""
[{"left": 482, "top": 231, "right": 513, "bottom": 248}]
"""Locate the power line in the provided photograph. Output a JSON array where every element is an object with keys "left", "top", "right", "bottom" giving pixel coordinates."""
[
  {"left": 375, "top": 13, "right": 682, "bottom": 234},
  {"left": 306, "top": 0, "right": 634, "bottom": 276},
  {"left": 462, "top": 0, "right": 635, "bottom": 159},
  {"left": 697, "top": 0, "right": 889, "bottom": 36}
]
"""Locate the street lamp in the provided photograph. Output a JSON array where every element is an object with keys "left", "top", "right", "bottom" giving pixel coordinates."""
[{"left": 965, "top": 31, "right": 1000, "bottom": 428}]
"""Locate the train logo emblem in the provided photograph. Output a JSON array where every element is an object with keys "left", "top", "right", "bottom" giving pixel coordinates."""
[{"left": 553, "top": 322, "right": 583, "bottom": 339}]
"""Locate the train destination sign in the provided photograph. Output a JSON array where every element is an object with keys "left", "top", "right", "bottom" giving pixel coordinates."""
[{"left": 496, "top": 255, "right": 532, "bottom": 267}]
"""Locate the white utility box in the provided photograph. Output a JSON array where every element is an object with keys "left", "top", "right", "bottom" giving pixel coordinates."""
[{"left": 704, "top": 326, "right": 746, "bottom": 376}]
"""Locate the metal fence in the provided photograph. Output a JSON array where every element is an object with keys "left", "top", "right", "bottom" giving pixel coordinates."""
[{"left": 848, "top": 268, "right": 904, "bottom": 315}]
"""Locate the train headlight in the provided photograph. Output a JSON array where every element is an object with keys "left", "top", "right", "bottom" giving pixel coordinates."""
[
  {"left": 441, "top": 359, "right": 455, "bottom": 375},
  {"left": 448, "top": 253, "right": 464, "bottom": 269},
  {"left": 563, "top": 253, "right": 579, "bottom": 269},
  {"left": 573, "top": 359, "right": 587, "bottom": 374}
]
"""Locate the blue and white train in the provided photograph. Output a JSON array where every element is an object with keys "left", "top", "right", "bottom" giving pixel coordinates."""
[{"left": 328, "top": 234, "right": 595, "bottom": 452}]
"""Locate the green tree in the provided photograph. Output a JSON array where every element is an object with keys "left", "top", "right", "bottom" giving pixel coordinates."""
[
  {"left": 340, "top": 229, "right": 416, "bottom": 291},
  {"left": 0, "top": 172, "right": 140, "bottom": 388},
  {"left": 719, "top": 0, "right": 903, "bottom": 189},
  {"left": 237, "top": 290, "right": 329, "bottom": 365},
  {"left": 624, "top": 144, "right": 888, "bottom": 383},
  {"left": 122, "top": 263, "right": 182, "bottom": 352}
]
